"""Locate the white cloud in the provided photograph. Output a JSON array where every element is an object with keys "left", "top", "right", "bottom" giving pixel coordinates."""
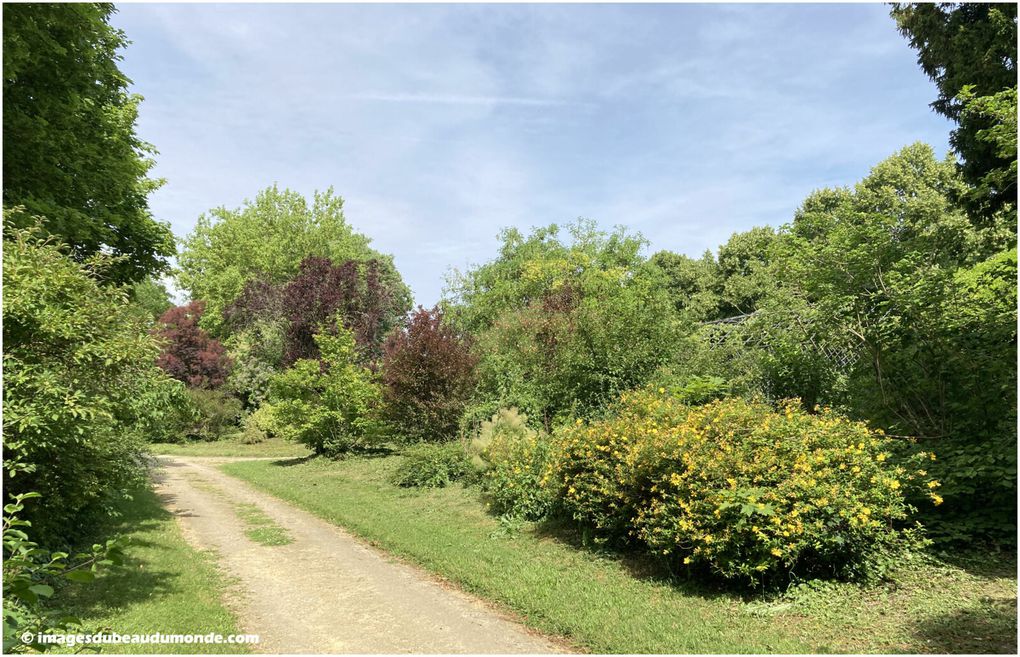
[{"left": 113, "top": 3, "right": 952, "bottom": 306}]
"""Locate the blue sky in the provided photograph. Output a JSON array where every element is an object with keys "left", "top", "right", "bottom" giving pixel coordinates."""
[{"left": 112, "top": 2, "right": 952, "bottom": 306}]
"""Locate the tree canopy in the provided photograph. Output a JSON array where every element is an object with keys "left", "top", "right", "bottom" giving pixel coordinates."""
[
  {"left": 891, "top": 2, "right": 1018, "bottom": 217},
  {"left": 2, "top": 3, "right": 174, "bottom": 284},
  {"left": 177, "top": 185, "right": 411, "bottom": 335}
]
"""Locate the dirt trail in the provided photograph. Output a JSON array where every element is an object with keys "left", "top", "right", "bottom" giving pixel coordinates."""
[{"left": 154, "top": 456, "right": 562, "bottom": 654}]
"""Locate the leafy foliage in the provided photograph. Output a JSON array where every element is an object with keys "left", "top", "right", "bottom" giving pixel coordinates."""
[
  {"left": 2, "top": 3, "right": 174, "bottom": 284},
  {"left": 381, "top": 307, "right": 478, "bottom": 443},
  {"left": 128, "top": 376, "right": 197, "bottom": 445},
  {"left": 129, "top": 277, "right": 173, "bottom": 320},
  {"left": 956, "top": 85, "right": 1018, "bottom": 222},
  {"left": 177, "top": 185, "right": 409, "bottom": 335},
  {"left": 2, "top": 221, "right": 164, "bottom": 544},
  {"left": 647, "top": 250, "right": 723, "bottom": 322},
  {"left": 279, "top": 256, "right": 407, "bottom": 365},
  {"left": 392, "top": 443, "right": 472, "bottom": 488},
  {"left": 549, "top": 391, "right": 936, "bottom": 582},
  {"left": 154, "top": 301, "right": 232, "bottom": 389},
  {"left": 470, "top": 408, "right": 554, "bottom": 520},
  {"left": 261, "top": 324, "right": 384, "bottom": 457},
  {"left": 891, "top": 2, "right": 1017, "bottom": 219},
  {"left": 450, "top": 221, "right": 685, "bottom": 428},
  {"left": 716, "top": 226, "right": 777, "bottom": 316},
  {"left": 183, "top": 388, "right": 243, "bottom": 442},
  {"left": 3, "top": 491, "right": 126, "bottom": 653},
  {"left": 221, "top": 277, "right": 288, "bottom": 407},
  {"left": 752, "top": 144, "right": 1015, "bottom": 542}
]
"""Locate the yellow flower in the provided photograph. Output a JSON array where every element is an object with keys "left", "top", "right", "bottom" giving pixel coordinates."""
[
  {"left": 927, "top": 480, "right": 940, "bottom": 489},
  {"left": 876, "top": 453, "right": 887, "bottom": 462},
  {"left": 683, "top": 556, "right": 692, "bottom": 565},
  {"left": 931, "top": 494, "right": 943, "bottom": 506},
  {"left": 889, "top": 480, "right": 900, "bottom": 490},
  {"left": 771, "top": 547, "right": 783, "bottom": 557}
]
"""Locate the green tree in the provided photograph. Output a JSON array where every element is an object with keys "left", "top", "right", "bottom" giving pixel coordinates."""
[
  {"left": 450, "top": 221, "right": 685, "bottom": 428},
  {"left": 3, "top": 3, "right": 174, "bottom": 284},
  {"left": 648, "top": 250, "right": 723, "bottom": 321},
  {"left": 956, "top": 85, "right": 1018, "bottom": 227},
  {"left": 891, "top": 2, "right": 1018, "bottom": 218},
  {"left": 177, "top": 185, "right": 410, "bottom": 335},
  {"left": 444, "top": 219, "right": 648, "bottom": 333},
  {"left": 129, "top": 277, "right": 173, "bottom": 320},
  {"left": 716, "top": 226, "right": 776, "bottom": 316}
]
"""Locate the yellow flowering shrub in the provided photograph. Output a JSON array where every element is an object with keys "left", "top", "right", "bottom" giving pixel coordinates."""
[
  {"left": 550, "top": 391, "right": 938, "bottom": 581},
  {"left": 471, "top": 408, "right": 554, "bottom": 520}
]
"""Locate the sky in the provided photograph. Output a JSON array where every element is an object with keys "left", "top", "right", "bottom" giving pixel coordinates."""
[{"left": 111, "top": 2, "right": 953, "bottom": 306}]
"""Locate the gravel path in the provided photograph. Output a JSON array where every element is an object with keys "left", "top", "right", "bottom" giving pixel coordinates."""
[{"left": 153, "top": 456, "right": 562, "bottom": 654}]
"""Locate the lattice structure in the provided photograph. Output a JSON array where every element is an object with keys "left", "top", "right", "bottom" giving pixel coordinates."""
[{"left": 700, "top": 309, "right": 864, "bottom": 372}]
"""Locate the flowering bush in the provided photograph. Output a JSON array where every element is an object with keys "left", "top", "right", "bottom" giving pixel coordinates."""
[
  {"left": 546, "top": 390, "right": 692, "bottom": 543},
  {"left": 471, "top": 408, "right": 554, "bottom": 520},
  {"left": 549, "top": 391, "right": 938, "bottom": 581}
]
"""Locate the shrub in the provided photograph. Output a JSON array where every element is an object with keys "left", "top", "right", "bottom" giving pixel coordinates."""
[
  {"left": 223, "top": 321, "right": 286, "bottom": 410},
  {"left": 184, "top": 388, "right": 242, "bottom": 441},
  {"left": 2, "top": 221, "right": 164, "bottom": 545},
  {"left": 132, "top": 376, "right": 199, "bottom": 444},
  {"left": 237, "top": 413, "right": 268, "bottom": 445},
  {"left": 154, "top": 301, "right": 232, "bottom": 388},
  {"left": 382, "top": 306, "right": 478, "bottom": 443},
  {"left": 648, "top": 372, "right": 732, "bottom": 405},
  {"left": 262, "top": 323, "right": 383, "bottom": 457},
  {"left": 392, "top": 443, "right": 471, "bottom": 488},
  {"left": 281, "top": 256, "right": 407, "bottom": 365},
  {"left": 549, "top": 391, "right": 937, "bottom": 582},
  {"left": 471, "top": 408, "right": 554, "bottom": 520}
]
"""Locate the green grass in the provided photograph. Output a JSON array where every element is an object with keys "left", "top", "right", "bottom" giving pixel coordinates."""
[
  {"left": 234, "top": 503, "right": 292, "bottom": 546},
  {"left": 56, "top": 485, "right": 248, "bottom": 653},
  {"left": 147, "top": 436, "right": 310, "bottom": 458},
  {"left": 221, "top": 455, "right": 1017, "bottom": 654}
]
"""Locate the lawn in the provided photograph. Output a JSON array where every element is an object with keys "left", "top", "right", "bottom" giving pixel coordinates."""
[
  {"left": 222, "top": 455, "right": 1018, "bottom": 654},
  {"left": 147, "top": 436, "right": 311, "bottom": 458},
  {"left": 55, "top": 484, "right": 249, "bottom": 654}
]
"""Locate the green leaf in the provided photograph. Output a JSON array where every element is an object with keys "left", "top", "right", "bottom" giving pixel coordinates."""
[{"left": 64, "top": 570, "right": 95, "bottom": 583}]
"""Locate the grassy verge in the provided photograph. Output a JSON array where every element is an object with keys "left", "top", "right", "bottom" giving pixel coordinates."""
[
  {"left": 56, "top": 484, "right": 248, "bottom": 654},
  {"left": 221, "top": 455, "right": 1017, "bottom": 654},
  {"left": 147, "top": 436, "right": 310, "bottom": 458}
]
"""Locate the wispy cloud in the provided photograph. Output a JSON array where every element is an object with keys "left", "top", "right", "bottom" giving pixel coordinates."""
[
  {"left": 347, "top": 92, "right": 579, "bottom": 107},
  {"left": 112, "top": 3, "right": 951, "bottom": 306}
]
